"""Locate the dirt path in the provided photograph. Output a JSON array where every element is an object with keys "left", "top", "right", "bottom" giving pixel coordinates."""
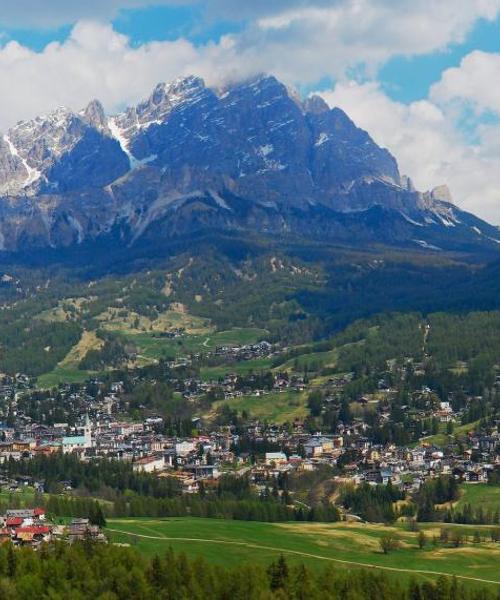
[
  {"left": 107, "top": 528, "right": 500, "bottom": 586},
  {"left": 202, "top": 337, "right": 210, "bottom": 347}
]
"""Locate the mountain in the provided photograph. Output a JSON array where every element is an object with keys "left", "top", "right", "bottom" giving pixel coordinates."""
[{"left": 0, "top": 74, "right": 498, "bottom": 257}]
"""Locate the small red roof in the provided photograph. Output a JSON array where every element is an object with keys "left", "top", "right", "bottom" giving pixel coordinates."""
[
  {"left": 6, "top": 518, "right": 23, "bottom": 526},
  {"left": 34, "top": 508, "right": 46, "bottom": 516},
  {"left": 15, "top": 526, "right": 50, "bottom": 535}
]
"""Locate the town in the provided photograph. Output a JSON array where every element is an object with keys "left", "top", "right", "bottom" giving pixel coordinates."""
[{"left": 0, "top": 332, "right": 498, "bottom": 527}]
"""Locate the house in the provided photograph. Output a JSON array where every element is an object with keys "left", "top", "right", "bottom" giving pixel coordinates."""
[
  {"left": 132, "top": 455, "right": 165, "bottom": 473},
  {"left": 265, "top": 452, "right": 287, "bottom": 465},
  {"left": 410, "top": 448, "right": 426, "bottom": 466},
  {"left": 183, "top": 464, "right": 220, "bottom": 479},
  {"left": 6, "top": 517, "right": 23, "bottom": 528},
  {"left": 5, "top": 508, "right": 45, "bottom": 527},
  {"left": 304, "top": 439, "right": 323, "bottom": 457},
  {"left": 14, "top": 525, "right": 51, "bottom": 545},
  {"left": 175, "top": 441, "right": 196, "bottom": 457},
  {"left": 68, "top": 518, "right": 105, "bottom": 543},
  {"left": 0, "top": 528, "right": 10, "bottom": 544}
]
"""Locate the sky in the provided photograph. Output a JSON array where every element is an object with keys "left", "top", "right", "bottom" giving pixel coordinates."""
[{"left": 0, "top": 1, "right": 499, "bottom": 223}]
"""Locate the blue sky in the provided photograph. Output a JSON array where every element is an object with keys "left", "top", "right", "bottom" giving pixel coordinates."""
[{"left": 0, "top": 1, "right": 498, "bottom": 222}]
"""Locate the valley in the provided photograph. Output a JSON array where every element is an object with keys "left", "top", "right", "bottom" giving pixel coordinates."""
[{"left": 0, "top": 63, "right": 496, "bottom": 600}]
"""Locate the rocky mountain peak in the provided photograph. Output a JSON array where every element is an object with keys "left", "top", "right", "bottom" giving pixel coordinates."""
[
  {"left": 82, "top": 99, "right": 109, "bottom": 133},
  {"left": 430, "top": 184, "right": 453, "bottom": 203},
  {"left": 303, "top": 95, "right": 330, "bottom": 114},
  {"left": 401, "top": 175, "right": 416, "bottom": 192},
  {"left": 0, "top": 73, "right": 496, "bottom": 255}
]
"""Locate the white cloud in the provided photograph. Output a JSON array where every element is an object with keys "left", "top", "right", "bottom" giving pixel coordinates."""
[
  {"left": 431, "top": 50, "right": 500, "bottom": 113},
  {"left": 0, "top": 4, "right": 498, "bottom": 223},
  {"left": 239, "top": 0, "right": 500, "bottom": 82},
  {"left": 319, "top": 80, "right": 500, "bottom": 224},
  {"left": 0, "top": 22, "right": 204, "bottom": 126},
  {"left": 1, "top": 2, "right": 499, "bottom": 119}
]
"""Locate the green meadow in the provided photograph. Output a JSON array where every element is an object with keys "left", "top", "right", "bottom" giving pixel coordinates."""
[
  {"left": 106, "top": 517, "right": 500, "bottom": 589},
  {"left": 212, "top": 390, "right": 308, "bottom": 423}
]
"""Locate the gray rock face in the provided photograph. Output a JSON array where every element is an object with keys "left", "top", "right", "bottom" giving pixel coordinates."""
[{"left": 0, "top": 74, "right": 497, "bottom": 254}]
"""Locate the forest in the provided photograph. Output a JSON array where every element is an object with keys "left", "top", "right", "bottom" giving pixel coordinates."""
[
  {"left": 0, "top": 541, "right": 496, "bottom": 600},
  {"left": 5, "top": 455, "right": 340, "bottom": 523}
]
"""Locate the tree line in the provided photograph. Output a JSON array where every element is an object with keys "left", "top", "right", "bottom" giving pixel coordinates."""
[{"left": 0, "top": 540, "right": 497, "bottom": 599}]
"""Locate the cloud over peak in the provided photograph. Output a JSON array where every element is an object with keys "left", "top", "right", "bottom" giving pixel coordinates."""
[{"left": 0, "top": 2, "right": 498, "bottom": 222}]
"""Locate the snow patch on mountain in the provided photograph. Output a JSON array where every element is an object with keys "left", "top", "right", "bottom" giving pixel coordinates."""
[
  {"left": 315, "top": 132, "right": 330, "bottom": 147},
  {"left": 108, "top": 118, "right": 156, "bottom": 170},
  {"left": 413, "top": 239, "right": 442, "bottom": 251},
  {"left": 400, "top": 212, "right": 424, "bottom": 227},
  {"left": 2, "top": 134, "right": 41, "bottom": 188}
]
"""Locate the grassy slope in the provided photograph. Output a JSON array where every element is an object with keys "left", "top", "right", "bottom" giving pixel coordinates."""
[
  {"left": 106, "top": 517, "right": 500, "bottom": 588},
  {"left": 212, "top": 390, "right": 308, "bottom": 423},
  {"left": 455, "top": 484, "right": 500, "bottom": 513},
  {"left": 419, "top": 420, "right": 482, "bottom": 447},
  {"left": 201, "top": 357, "right": 275, "bottom": 381},
  {"left": 277, "top": 349, "right": 338, "bottom": 372},
  {"left": 36, "top": 302, "right": 268, "bottom": 384},
  {"left": 115, "top": 327, "right": 269, "bottom": 364},
  {"left": 37, "top": 330, "right": 102, "bottom": 388}
]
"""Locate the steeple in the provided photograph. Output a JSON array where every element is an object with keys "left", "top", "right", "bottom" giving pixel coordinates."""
[{"left": 84, "top": 414, "right": 92, "bottom": 448}]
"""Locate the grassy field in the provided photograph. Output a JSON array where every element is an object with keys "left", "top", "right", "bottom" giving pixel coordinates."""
[
  {"left": 455, "top": 484, "right": 500, "bottom": 512},
  {"left": 212, "top": 390, "right": 308, "bottom": 423},
  {"left": 419, "top": 419, "right": 481, "bottom": 447},
  {"left": 277, "top": 349, "right": 338, "bottom": 373},
  {"left": 106, "top": 517, "right": 500, "bottom": 588},
  {"left": 0, "top": 487, "right": 36, "bottom": 504},
  {"left": 37, "top": 330, "right": 101, "bottom": 388},
  {"left": 200, "top": 357, "right": 274, "bottom": 381},
  {"left": 98, "top": 307, "right": 212, "bottom": 337}
]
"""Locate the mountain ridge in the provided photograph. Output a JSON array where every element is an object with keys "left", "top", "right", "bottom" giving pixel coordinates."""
[{"left": 0, "top": 73, "right": 497, "bottom": 256}]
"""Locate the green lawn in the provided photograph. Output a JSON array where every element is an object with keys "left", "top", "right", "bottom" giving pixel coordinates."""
[
  {"left": 106, "top": 517, "right": 500, "bottom": 589},
  {"left": 207, "top": 328, "right": 269, "bottom": 347},
  {"left": 37, "top": 366, "right": 95, "bottom": 388},
  {"left": 456, "top": 484, "right": 500, "bottom": 512},
  {"left": 200, "top": 357, "right": 274, "bottom": 381},
  {"left": 277, "top": 349, "right": 338, "bottom": 373},
  {"left": 0, "top": 487, "right": 36, "bottom": 504},
  {"left": 213, "top": 390, "right": 308, "bottom": 423}
]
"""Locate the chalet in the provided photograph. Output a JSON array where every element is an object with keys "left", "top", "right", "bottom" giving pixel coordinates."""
[
  {"left": 464, "top": 469, "right": 488, "bottom": 483},
  {"left": 410, "top": 448, "right": 426, "bottom": 466}
]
